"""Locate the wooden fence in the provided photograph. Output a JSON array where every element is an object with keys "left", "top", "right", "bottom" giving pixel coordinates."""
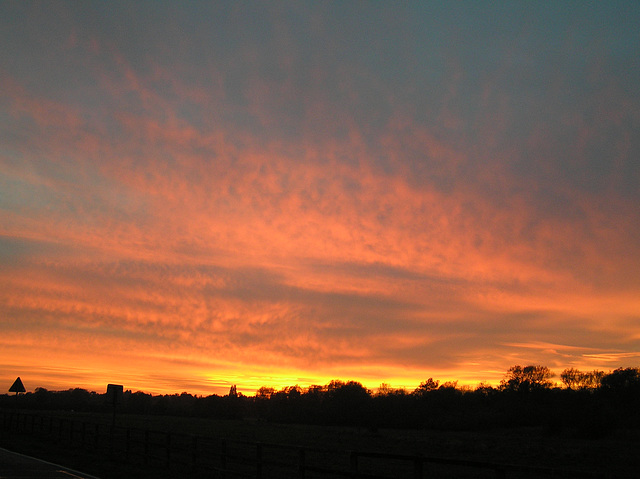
[{"left": 0, "top": 411, "right": 606, "bottom": 478}]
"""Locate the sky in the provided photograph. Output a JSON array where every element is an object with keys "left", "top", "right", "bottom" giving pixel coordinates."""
[{"left": 1, "top": 1, "right": 639, "bottom": 396}]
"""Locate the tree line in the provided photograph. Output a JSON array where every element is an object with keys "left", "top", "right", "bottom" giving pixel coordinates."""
[{"left": 2, "top": 365, "right": 639, "bottom": 438}]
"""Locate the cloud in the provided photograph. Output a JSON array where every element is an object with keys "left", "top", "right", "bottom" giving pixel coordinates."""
[{"left": 1, "top": 2, "right": 639, "bottom": 394}]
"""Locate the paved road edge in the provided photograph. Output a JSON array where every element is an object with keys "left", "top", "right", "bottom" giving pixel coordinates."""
[{"left": 0, "top": 447, "right": 101, "bottom": 479}]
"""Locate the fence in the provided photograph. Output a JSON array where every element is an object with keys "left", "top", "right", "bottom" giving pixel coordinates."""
[{"left": 0, "top": 410, "right": 606, "bottom": 478}]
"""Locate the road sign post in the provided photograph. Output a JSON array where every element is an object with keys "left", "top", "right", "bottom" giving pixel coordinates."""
[{"left": 9, "top": 377, "right": 26, "bottom": 395}]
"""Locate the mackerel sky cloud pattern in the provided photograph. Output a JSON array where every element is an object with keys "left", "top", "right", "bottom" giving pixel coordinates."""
[{"left": 1, "top": 1, "right": 639, "bottom": 395}]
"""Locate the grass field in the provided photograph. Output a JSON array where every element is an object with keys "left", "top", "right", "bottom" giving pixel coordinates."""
[
  {"left": 109, "top": 412, "right": 639, "bottom": 476},
  {"left": 2, "top": 411, "right": 639, "bottom": 478}
]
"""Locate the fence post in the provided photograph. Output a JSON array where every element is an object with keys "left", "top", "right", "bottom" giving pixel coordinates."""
[
  {"left": 298, "top": 447, "right": 306, "bottom": 479},
  {"left": 220, "top": 438, "right": 227, "bottom": 476},
  {"left": 350, "top": 451, "right": 358, "bottom": 478},
  {"left": 413, "top": 456, "right": 423, "bottom": 479},
  {"left": 191, "top": 435, "right": 198, "bottom": 472},
  {"left": 166, "top": 432, "right": 172, "bottom": 468},
  {"left": 126, "top": 428, "right": 131, "bottom": 461},
  {"left": 144, "top": 430, "right": 149, "bottom": 465},
  {"left": 256, "top": 443, "right": 263, "bottom": 479}
]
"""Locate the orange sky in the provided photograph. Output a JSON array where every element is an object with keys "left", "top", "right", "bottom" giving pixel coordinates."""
[{"left": 1, "top": 2, "right": 639, "bottom": 396}]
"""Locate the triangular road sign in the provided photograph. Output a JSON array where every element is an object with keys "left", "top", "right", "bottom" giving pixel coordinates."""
[{"left": 9, "top": 377, "right": 26, "bottom": 393}]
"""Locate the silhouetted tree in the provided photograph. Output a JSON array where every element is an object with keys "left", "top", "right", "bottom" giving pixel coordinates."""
[
  {"left": 413, "top": 378, "right": 439, "bottom": 397},
  {"left": 283, "top": 385, "right": 302, "bottom": 398},
  {"left": 560, "top": 368, "right": 581, "bottom": 389},
  {"left": 560, "top": 368, "right": 604, "bottom": 390},
  {"left": 323, "top": 380, "right": 371, "bottom": 426},
  {"left": 474, "top": 382, "right": 496, "bottom": 397},
  {"left": 255, "top": 386, "right": 275, "bottom": 399},
  {"left": 600, "top": 367, "right": 640, "bottom": 392},
  {"left": 124, "top": 390, "right": 153, "bottom": 414},
  {"left": 254, "top": 387, "right": 278, "bottom": 420},
  {"left": 33, "top": 387, "right": 53, "bottom": 408},
  {"left": 439, "top": 381, "right": 458, "bottom": 390},
  {"left": 376, "top": 383, "right": 394, "bottom": 397},
  {"left": 9, "top": 366, "right": 640, "bottom": 435},
  {"left": 500, "top": 365, "right": 553, "bottom": 393},
  {"left": 600, "top": 367, "right": 640, "bottom": 415}
]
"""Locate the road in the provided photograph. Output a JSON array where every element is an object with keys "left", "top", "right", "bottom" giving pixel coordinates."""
[{"left": 0, "top": 447, "right": 99, "bottom": 479}]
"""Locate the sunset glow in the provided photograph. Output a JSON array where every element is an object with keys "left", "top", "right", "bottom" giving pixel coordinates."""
[{"left": 1, "top": 2, "right": 639, "bottom": 396}]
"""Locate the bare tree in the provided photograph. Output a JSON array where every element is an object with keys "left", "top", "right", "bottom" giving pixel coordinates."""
[{"left": 561, "top": 368, "right": 604, "bottom": 390}]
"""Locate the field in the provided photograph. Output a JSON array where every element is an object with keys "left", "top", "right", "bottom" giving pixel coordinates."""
[{"left": 2, "top": 410, "right": 639, "bottom": 478}]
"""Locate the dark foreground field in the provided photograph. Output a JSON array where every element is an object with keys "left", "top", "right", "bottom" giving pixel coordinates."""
[{"left": 1, "top": 410, "right": 639, "bottom": 478}]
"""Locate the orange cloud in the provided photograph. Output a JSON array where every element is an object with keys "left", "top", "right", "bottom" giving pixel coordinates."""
[{"left": 1, "top": 3, "right": 639, "bottom": 395}]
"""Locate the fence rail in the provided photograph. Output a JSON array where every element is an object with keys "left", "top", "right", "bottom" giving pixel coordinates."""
[{"left": 0, "top": 410, "right": 606, "bottom": 478}]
